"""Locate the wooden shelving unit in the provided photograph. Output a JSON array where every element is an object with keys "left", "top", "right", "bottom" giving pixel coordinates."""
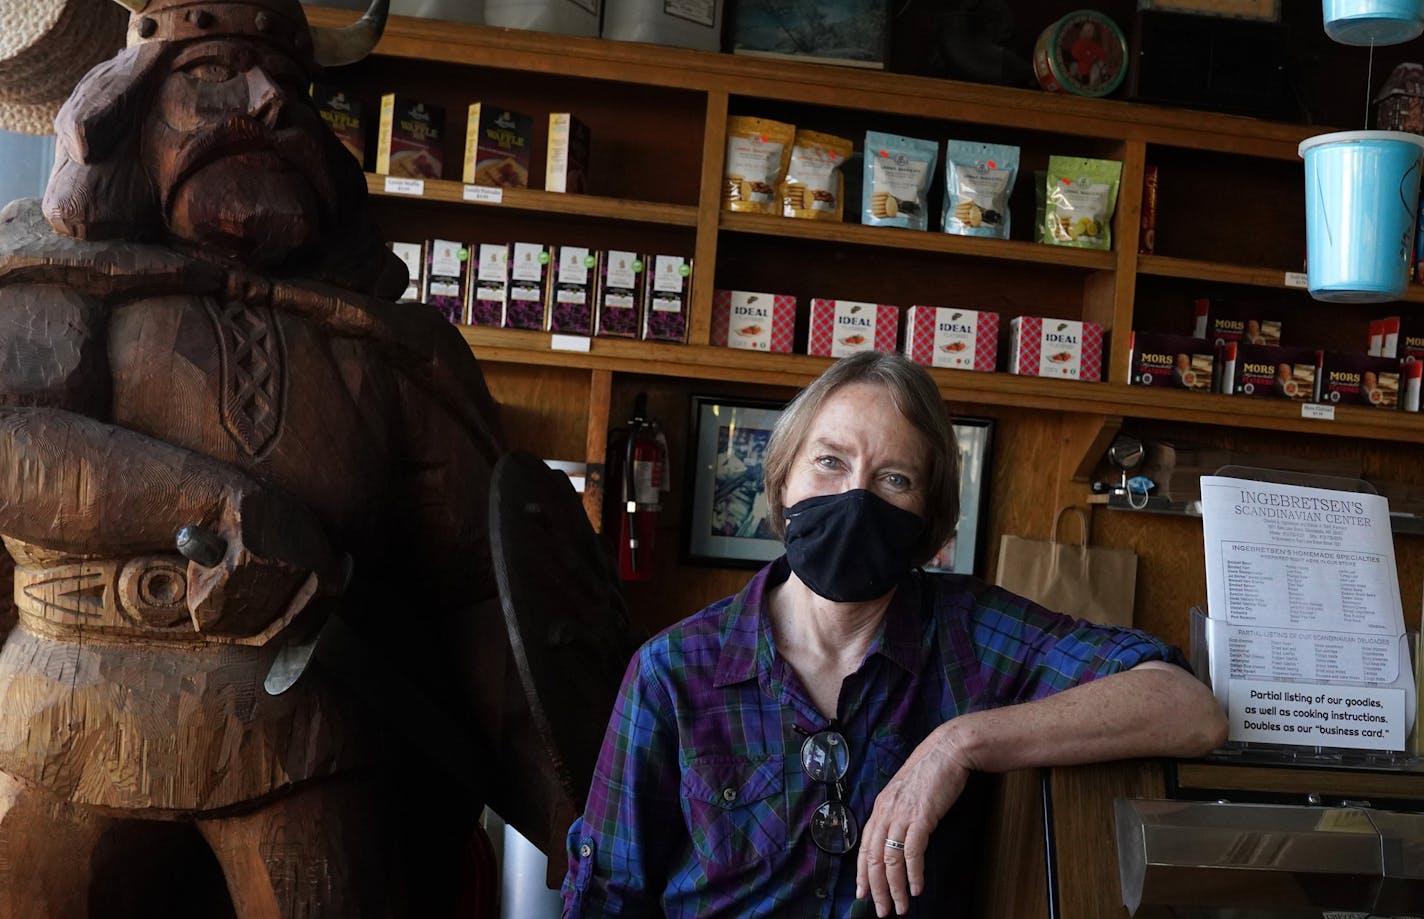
[{"left": 308, "top": 5, "right": 1424, "bottom": 662}]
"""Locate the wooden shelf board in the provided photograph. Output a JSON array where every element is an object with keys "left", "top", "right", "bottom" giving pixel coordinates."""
[
  {"left": 308, "top": 7, "right": 1323, "bottom": 160},
  {"left": 458, "top": 327, "right": 1424, "bottom": 444},
  {"left": 1140, "top": 254, "right": 1424, "bottom": 303},
  {"left": 719, "top": 212, "right": 1116, "bottom": 270},
  {"left": 364, "top": 174, "right": 699, "bottom": 226}
]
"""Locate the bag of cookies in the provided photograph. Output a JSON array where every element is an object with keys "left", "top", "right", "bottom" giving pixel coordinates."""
[
  {"left": 1044, "top": 156, "right": 1122, "bottom": 249},
  {"left": 723, "top": 116, "right": 795, "bottom": 215},
  {"left": 862, "top": 131, "right": 938, "bottom": 230},
  {"left": 942, "top": 140, "right": 1019, "bottom": 239},
  {"left": 782, "top": 129, "right": 853, "bottom": 221}
]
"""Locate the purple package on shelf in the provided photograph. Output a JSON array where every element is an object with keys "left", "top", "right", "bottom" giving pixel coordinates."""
[
  {"left": 642, "top": 253, "right": 692, "bottom": 343},
  {"left": 596, "top": 249, "right": 643, "bottom": 338},
  {"left": 422, "top": 238, "right": 468, "bottom": 326},
  {"left": 504, "top": 242, "right": 548, "bottom": 330},
  {"left": 548, "top": 245, "right": 595, "bottom": 335},
  {"left": 469, "top": 242, "right": 509, "bottom": 328}
]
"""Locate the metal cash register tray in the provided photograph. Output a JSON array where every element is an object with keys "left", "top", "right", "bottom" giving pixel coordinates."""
[{"left": 1116, "top": 798, "right": 1424, "bottom": 918}]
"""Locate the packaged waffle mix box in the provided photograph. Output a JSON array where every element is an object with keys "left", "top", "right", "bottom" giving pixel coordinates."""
[
  {"left": 422, "top": 239, "right": 467, "bottom": 325},
  {"left": 468, "top": 243, "right": 509, "bottom": 328},
  {"left": 808, "top": 299, "right": 900, "bottom": 357},
  {"left": 547, "top": 245, "right": 596, "bottom": 336},
  {"left": 595, "top": 250, "right": 642, "bottom": 338},
  {"left": 312, "top": 84, "right": 366, "bottom": 168},
  {"left": 642, "top": 254, "right": 692, "bottom": 343},
  {"left": 1222, "top": 343, "right": 1321, "bottom": 400},
  {"left": 389, "top": 241, "right": 423, "bottom": 302},
  {"left": 463, "top": 104, "right": 533, "bottom": 188},
  {"left": 546, "top": 113, "right": 591, "bottom": 194},
  {"left": 505, "top": 242, "right": 549, "bottom": 331},
  {"left": 1007, "top": 317, "right": 1103, "bottom": 381},
  {"left": 1191, "top": 298, "right": 1282, "bottom": 347},
  {"left": 1320, "top": 352, "right": 1401, "bottom": 408},
  {"left": 376, "top": 95, "right": 444, "bottom": 179},
  {"left": 1129, "top": 332, "right": 1214, "bottom": 392},
  {"left": 904, "top": 306, "right": 998, "bottom": 371},
  {"left": 711, "top": 290, "right": 796, "bottom": 352}
]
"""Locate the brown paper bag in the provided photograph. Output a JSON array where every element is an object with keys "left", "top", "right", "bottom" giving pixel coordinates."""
[{"left": 994, "top": 506, "right": 1137, "bottom": 627}]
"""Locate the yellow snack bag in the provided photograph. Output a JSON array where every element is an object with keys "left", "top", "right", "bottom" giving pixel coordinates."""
[
  {"left": 781, "top": 129, "right": 854, "bottom": 221},
  {"left": 723, "top": 116, "right": 796, "bottom": 215}
]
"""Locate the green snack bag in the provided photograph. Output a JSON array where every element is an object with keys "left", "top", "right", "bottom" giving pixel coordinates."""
[{"left": 1044, "top": 156, "right": 1122, "bottom": 250}]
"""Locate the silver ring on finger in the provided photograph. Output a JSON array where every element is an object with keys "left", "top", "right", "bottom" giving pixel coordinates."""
[{"left": 884, "top": 838, "right": 906, "bottom": 851}]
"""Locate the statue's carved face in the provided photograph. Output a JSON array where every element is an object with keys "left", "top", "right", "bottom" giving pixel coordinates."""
[{"left": 142, "top": 37, "right": 336, "bottom": 267}]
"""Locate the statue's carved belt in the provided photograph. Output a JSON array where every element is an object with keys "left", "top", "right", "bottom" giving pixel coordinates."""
[{"left": 14, "top": 556, "right": 200, "bottom": 641}]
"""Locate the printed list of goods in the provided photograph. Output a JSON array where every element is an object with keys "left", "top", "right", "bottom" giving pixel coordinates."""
[{"left": 1200, "top": 476, "right": 1415, "bottom": 751}]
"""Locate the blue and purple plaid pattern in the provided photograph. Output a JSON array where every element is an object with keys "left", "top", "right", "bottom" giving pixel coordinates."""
[{"left": 562, "top": 558, "right": 1183, "bottom": 918}]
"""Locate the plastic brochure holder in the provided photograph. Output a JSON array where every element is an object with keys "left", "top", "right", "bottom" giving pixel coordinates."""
[{"left": 1190, "top": 466, "right": 1424, "bottom": 772}]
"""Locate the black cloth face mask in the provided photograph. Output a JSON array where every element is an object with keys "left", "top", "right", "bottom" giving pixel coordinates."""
[{"left": 783, "top": 489, "right": 925, "bottom": 602}]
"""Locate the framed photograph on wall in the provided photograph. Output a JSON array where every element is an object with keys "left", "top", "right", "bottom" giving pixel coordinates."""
[
  {"left": 685, "top": 396, "right": 785, "bottom": 568},
  {"left": 923, "top": 417, "right": 994, "bottom": 577}
]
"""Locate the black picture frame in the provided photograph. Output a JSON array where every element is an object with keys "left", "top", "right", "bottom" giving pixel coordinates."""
[
  {"left": 923, "top": 417, "right": 995, "bottom": 577},
  {"left": 684, "top": 396, "right": 785, "bottom": 568}
]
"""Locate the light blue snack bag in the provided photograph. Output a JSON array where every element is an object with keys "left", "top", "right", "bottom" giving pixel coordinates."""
[
  {"left": 862, "top": 131, "right": 939, "bottom": 230},
  {"left": 942, "top": 140, "right": 1019, "bottom": 239}
]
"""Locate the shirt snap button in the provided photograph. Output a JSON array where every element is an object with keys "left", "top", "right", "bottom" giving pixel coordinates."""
[
  {"left": 579, "top": 843, "right": 593, "bottom": 858},
  {"left": 721, "top": 787, "right": 738, "bottom": 803},
  {"left": 815, "top": 887, "right": 828, "bottom": 899}
]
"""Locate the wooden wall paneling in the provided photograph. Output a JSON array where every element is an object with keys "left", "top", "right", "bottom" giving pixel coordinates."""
[
  {"left": 480, "top": 363, "right": 591, "bottom": 463},
  {"left": 584, "top": 370, "right": 612, "bottom": 529},
  {"left": 689, "top": 91, "right": 728, "bottom": 347},
  {"left": 1047, "top": 759, "right": 1170, "bottom": 919}
]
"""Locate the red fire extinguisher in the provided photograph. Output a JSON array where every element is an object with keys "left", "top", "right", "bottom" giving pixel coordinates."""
[{"left": 605, "top": 393, "right": 669, "bottom": 581}]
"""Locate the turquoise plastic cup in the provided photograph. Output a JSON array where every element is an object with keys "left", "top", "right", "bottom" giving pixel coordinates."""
[
  {"left": 1300, "top": 130, "right": 1424, "bottom": 303},
  {"left": 1323, "top": 0, "right": 1424, "bottom": 45}
]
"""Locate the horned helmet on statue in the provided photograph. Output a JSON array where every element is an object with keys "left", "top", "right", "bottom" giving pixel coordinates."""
[{"left": 44, "top": 0, "right": 390, "bottom": 277}]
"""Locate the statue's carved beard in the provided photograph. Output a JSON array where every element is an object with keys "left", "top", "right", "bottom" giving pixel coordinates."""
[{"left": 153, "top": 116, "right": 338, "bottom": 269}]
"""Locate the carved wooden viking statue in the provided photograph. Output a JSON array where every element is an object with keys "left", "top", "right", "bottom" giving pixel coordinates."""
[{"left": 0, "top": 1, "right": 525, "bottom": 915}]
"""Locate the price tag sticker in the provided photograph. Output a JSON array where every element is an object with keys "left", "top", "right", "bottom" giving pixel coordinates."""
[
  {"left": 384, "top": 176, "right": 425, "bottom": 196},
  {"left": 1301, "top": 403, "right": 1334, "bottom": 421},
  {"left": 550, "top": 333, "right": 592, "bottom": 353},
  {"left": 1283, "top": 271, "right": 1308, "bottom": 289},
  {"left": 464, "top": 185, "right": 503, "bottom": 204}
]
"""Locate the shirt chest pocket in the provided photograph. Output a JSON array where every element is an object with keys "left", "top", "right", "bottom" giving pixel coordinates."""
[{"left": 680, "top": 755, "right": 788, "bottom": 867}]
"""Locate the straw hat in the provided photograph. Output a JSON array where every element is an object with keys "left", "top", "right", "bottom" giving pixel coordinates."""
[{"left": 0, "top": 0, "right": 127, "bottom": 135}]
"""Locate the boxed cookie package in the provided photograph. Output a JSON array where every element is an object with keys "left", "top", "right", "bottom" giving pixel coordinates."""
[
  {"left": 903, "top": 306, "right": 998, "bottom": 371},
  {"left": 1372, "top": 316, "right": 1424, "bottom": 361},
  {"left": 1319, "top": 352, "right": 1401, "bottom": 408},
  {"left": 1007, "top": 316, "right": 1103, "bottom": 381},
  {"left": 463, "top": 104, "right": 534, "bottom": 188},
  {"left": 468, "top": 243, "right": 510, "bottom": 328},
  {"left": 711, "top": 290, "right": 796, "bottom": 352},
  {"left": 808, "top": 299, "right": 899, "bottom": 357},
  {"left": 1222, "top": 343, "right": 1321, "bottom": 400},
  {"left": 1129, "top": 332, "right": 1214, "bottom": 392},
  {"left": 376, "top": 95, "right": 445, "bottom": 179},
  {"left": 595, "top": 250, "right": 643, "bottom": 338},
  {"left": 1192, "top": 298, "right": 1282, "bottom": 347}
]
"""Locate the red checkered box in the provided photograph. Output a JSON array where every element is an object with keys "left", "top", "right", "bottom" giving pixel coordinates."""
[
  {"left": 904, "top": 306, "right": 998, "bottom": 372},
  {"left": 1008, "top": 316, "right": 1103, "bottom": 381},
  {"left": 711, "top": 290, "right": 797, "bottom": 353},
  {"left": 808, "top": 299, "right": 899, "bottom": 358}
]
